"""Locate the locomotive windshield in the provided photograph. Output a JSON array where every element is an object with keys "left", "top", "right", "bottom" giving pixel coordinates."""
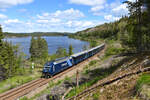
[{"left": 44, "top": 61, "right": 53, "bottom": 67}]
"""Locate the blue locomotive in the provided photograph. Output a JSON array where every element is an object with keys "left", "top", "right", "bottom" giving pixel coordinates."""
[{"left": 42, "top": 43, "right": 105, "bottom": 78}]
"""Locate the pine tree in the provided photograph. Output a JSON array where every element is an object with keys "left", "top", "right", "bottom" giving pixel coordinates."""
[
  {"left": 69, "top": 45, "right": 73, "bottom": 56},
  {"left": 0, "top": 25, "right": 23, "bottom": 78},
  {"left": 29, "top": 37, "right": 38, "bottom": 60},
  {"left": 63, "top": 48, "right": 68, "bottom": 57},
  {"left": 123, "top": 0, "right": 150, "bottom": 52},
  {"left": 29, "top": 36, "right": 48, "bottom": 61},
  {"left": 0, "top": 25, "right": 4, "bottom": 46}
]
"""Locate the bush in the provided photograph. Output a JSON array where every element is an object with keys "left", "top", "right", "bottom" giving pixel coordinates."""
[
  {"left": 92, "top": 92, "right": 100, "bottom": 100},
  {"left": 20, "top": 97, "right": 28, "bottom": 100},
  {"left": 89, "top": 60, "right": 98, "bottom": 66},
  {"left": 105, "top": 46, "right": 123, "bottom": 57}
]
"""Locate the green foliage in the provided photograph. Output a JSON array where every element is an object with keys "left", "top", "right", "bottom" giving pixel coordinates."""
[
  {"left": 0, "top": 40, "right": 22, "bottom": 77},
  {"left": 29, "top": 36, "right": 48, "bottom": 62},
  {"left": 92, "top": 92, "right": 100, "bottom": 100},
  {"left": 105, "top": 46, "right": 124, "bottom": 57},
  {"left": 56, "top": 47, "right": 68, "bottom": 58},
  {"left": 66, "top": 63, "right": 121, "bottom": 99},
  {"left": 0, "top": 25, "right": 31, "bottom": 80},
  {"left": 0, "top": 68, "right": 41, "bottom": 94},
  {"left": 0, "top": 25, "right": 4, "bottom": 45},
  {"left": 69, "top": 44, "right": 73, "bottom": 56},
  {"left": 136, "top": 73, "right": 150, "bottom": 91},
  {"left": 71, "top": 2, "right": 150, "bottom": 53},
  {"left": 123, "top": 0, "right": 150, "bottom": 52},
  {"left": 89, "top": 60, "right": 98, "bottom": 66},
  {"left": 64, "top": 76, "right": 71, "bottom": 81},
  {"left": 20, "top": 97, "right": 28, "bottom": 100},
  {"left": 90, "top": 40, "right": 98, "bottom": 47}
]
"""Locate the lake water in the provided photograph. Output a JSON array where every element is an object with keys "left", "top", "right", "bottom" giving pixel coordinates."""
[{"left": 4, "top": 36, "right": 89, "bottom": 57}]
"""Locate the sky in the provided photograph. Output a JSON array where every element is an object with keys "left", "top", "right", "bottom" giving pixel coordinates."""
[{"left": 0, "top": 0, "right": 134, "bottom": 33}]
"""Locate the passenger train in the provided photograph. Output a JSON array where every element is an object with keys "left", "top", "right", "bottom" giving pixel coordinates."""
[{"left": 42, "top": 43, "right": 105, "bottom": 78}]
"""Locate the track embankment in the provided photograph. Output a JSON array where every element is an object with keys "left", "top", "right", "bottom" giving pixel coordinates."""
[
  {"left": 0, "top": 45, "right": 106, "bottom": 100},
  {"left": 67, "top": 67, "right": 150, "bottom": 100}
]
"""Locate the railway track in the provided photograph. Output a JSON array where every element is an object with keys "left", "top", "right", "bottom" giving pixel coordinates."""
[
  {"left": 67, "top": 67, "right": 150, "bottom": 100},
  {"left": 0, "top": 46, "right": 105, "bottom": 100}
]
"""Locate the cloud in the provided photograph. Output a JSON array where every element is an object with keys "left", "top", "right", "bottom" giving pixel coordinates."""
[
  {"left": 104, "top": 15, "right": 120, "bottom": 21},
  {"left": 37, "top": 8, "right": 85, "bottom": 20},
  {"left": 68, "top": 0, "right": 128, "bottom": 22},
  {"left": 0, "top": 0, "right": 34, "bottom": 8},
  {"left": 35, "top": 9, "right": 98, "bottom": 32},
  {"left": 69, "top": 0, "right": 106, "bottom": 6},
  {"left": 4, "top": 19, "right": 21, "bottom": 24},
  {"left": 1, "top": 8, "right": 101, "bottom": 33},
  {"left": 91, "top": 6, "right": 104, "bottom": 12},
  {"left": 128, "top": 0, "right": 136, "bottom": 2},
  {"left": 36, "top": 18, "right": 61, "bottom": 24},
  {"left": 0, "top": 14, "right": 7, "bottom": 19},
  {"left": 69, "top": 0, "right": 106, "bottom": 14},
  {"left": 66, "top": 20, "right": 94, "bottom": 28},
  {"left": 112, "top": 3, "right": 128, "bottom": 16}
]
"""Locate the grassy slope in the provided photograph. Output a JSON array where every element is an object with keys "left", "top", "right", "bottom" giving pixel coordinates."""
[
  {"left": 135, "top": 73, "right": 150, "bottom": 99},
  {"left": 0, "top": 67, "right": 42, "bottom": 94},
  {"left": 67, "top": 17, "right": 150, "bottom": 100}
]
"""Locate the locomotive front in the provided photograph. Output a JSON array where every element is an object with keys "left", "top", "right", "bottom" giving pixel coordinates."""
[{"left": 42, "top": 61, "right": 53, "bottom": 78}]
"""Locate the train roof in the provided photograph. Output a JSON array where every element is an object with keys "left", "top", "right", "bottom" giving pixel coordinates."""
[
  {"left": 71, "top": 43, "right": 105, "bottom": 58},
  {"left": 87, "top": 44, "right": 104, "bottom": 52},
  {"left": 71, "top": 50, "right": 88, "bottom": 58},
  {"left": 54, "top": 57, "right": 71, "bottom": 64}
]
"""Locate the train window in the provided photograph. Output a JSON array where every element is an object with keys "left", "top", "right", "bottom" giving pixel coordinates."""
[{"left": 53, "top": 65, "right": 55, "bottom": 72}]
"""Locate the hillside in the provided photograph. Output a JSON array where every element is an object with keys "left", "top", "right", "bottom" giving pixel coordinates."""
[
  {"left": 65, "top": 16, "right": 150, "bottom": 100},
  {"left": 70, "top": 17, "right": 128, "bottom": 42}
]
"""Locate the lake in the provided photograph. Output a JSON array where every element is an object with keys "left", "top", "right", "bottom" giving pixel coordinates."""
[{"left": 4, "top": 36, "right": 89, "bottom": 57}]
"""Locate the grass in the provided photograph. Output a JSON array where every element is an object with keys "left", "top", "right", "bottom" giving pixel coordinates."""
[
  {"left": 0, "top": 68, "right": 41, "bottom": 94},
  {"left": 65, "top": 62, "right": 121, "bottom": 99},
  {"left": 64, "top": 39, "right": 124, "bottom": 99},
  {"left": 105, "top": 46, "right": 124, "bottom": 57},
  {"left": 136, "top": 73, "right": 150, "bottom": 91},
  {"left": 92, "top": 92, "right": 100, "bottom": 100},
  {"left": 83, "top": 60, "right": 99, "bottom": 75},
  {"left": 89, "top": 60, "right": 98, "bottom": 66}
]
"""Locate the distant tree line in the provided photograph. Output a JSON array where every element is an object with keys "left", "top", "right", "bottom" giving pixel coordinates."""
[{"left": 4, "top": 32, "right": 71, "bottom": 37}]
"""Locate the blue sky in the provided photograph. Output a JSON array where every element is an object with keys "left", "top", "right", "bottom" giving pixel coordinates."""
[{"left": 0, "top": 0, "right": 133, "bottom": 33}]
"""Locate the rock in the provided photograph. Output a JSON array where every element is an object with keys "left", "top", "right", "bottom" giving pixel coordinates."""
[
  {"left": 142, "top": 59, "right": 150, "bottom": 67},
  {"left": 37, "top": 94, "right": 49, "bottom": 100}
]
